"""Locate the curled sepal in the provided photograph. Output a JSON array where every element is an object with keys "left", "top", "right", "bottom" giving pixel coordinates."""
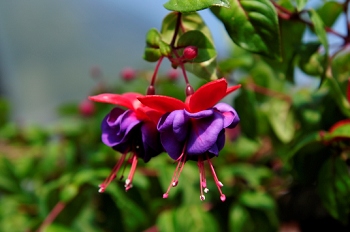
[
  {"left": 211, "top": 0, "right": 281, "bottom": 60},
  {"left": 164, "top": 0, "right": 230, "bottom": 13},
  {"left": 144, "top": 28, "right": 162, "bottom": 62},
  {"left": 177, "top": 31, "right": 216, "bottom": 63}
]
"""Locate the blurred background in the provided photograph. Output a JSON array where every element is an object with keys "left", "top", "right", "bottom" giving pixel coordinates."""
[{"left": 0, "top": 0, "right": 232, "bottom": 124}]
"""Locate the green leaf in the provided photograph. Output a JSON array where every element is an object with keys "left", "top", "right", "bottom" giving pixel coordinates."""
[
  {"left": 234, "top": 87, "right": 259, "bottom": 139},
  {"left": 309, "top": 10, "right": 329, "bottom": 52},
  {"left": 229, "top": 204, "right": 252, "bottom": 232},
  {"left": 161, "top": 12, "right": 214, "bottom": 45},
  {"left": 296, "top": 0, "right": 307, "bottom": 11},
  {"left": 184, "top": 57, "right": 218, "bottom": 80},
  {"left": 263, "top": 19, "right": 305, "bottom": 82},
  {"left": 297, "top": 42, "right": 324, "bottom": 76},
  {"left": 332, "top": 51, "right": 350, "bottom": 82},
  {"left": 157, "top": 205, "right": 219, "bottom": 232},
  {"left": 321, "top": 119, "right": 350, "bottom": 142},
  {"left": 60, "top": 184, "right": 78, "bottom": 202},
  {"left": 220, "top": 163, "right": 272, "bottom": 188},
  {"left": 211, "top": 0, "right": 281, "bottom": 60},
  {"left": 318, "top": 157, "right": 350, "bottom": 224},
  {"left": 164, "top": 0, "right": 230, "bottom": 13},
  {"left": 316, "top": 1, "right": 343, "bottom": 28},
  {"left": 177, "top": 31, "right": 216, "bottom": 63},
  {"left": 239, "top": 191, "right": 276, "bottom": 211},
  {"left": 266, "top": 99, "right": 295, "bottom": 143},
  {"left": 309, "top": 9, "right": 329, "bottom": 84}
]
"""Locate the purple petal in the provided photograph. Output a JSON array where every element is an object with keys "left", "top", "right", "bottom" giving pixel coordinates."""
[
  {"left": 141, "top": 122, "right": 163, "bottom": 162},
  {"left": 101, "top": 108, "right": 141, "bottom": 147},
  {"left": 184, "top": 109, "right": 214, "bottom": 119},
  {"left": 160, "top": 129, "right": 184, "bottom": 160},
  {"left": 186, "top": 112, "right": 224, "bottom": 155},
  {"left": 172, "top": 110, "right": 189, "bottom": 142},
  {"left": 208, "top": 129, "right": 225, "bottom": 156},
  {"left": 157, "top": 112, "right": 175, "bottom": 132},
  {"left": 214, "top": 103, "right": 240, "bottom": 128}
]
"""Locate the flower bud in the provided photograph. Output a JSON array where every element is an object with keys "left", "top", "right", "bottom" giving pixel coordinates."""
[
  {"left": 167, "top": 69, "right": 179, "bottom": 81},
  {"left": 183, "top": 46, "right": 198, "bottom": 60},
  {"left": 79, "top": 100, "right": 95, "bottom": 117},
  {"left": 120, "top": 67, "right": 136, "bottom": 81}
]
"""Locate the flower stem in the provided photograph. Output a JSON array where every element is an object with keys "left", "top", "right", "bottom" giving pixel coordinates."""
[{"left": 36, "top": 201, "right": 66, "bottom": 232}]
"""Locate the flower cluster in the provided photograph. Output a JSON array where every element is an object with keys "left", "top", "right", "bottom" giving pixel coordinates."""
[{"left": 89, "top": 78, "right": 240, "bottom": 201}]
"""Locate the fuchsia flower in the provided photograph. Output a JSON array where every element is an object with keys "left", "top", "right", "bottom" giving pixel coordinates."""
[
  {"left": 89, "top": 92, "right": 163, "bottom": 192},
  {"left": 138, "top": 78, "right": 240, "bottom": 201}
]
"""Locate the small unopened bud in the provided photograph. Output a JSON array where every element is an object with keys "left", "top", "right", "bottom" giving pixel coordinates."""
[
  {"left": 200, "top": 195, "right": 206, "bottom": 201},
  {"left": 204, "top": 188, "right": 209, "bottom": 193},
  {"left": 120, "top": 67, "right": 136, "bottom": 81},
  {"left": 147, "top": 85, "right": 155, "bottom": 95},
  {"left": 163, "top": 193, "right": 169, "bottom": 199},
  {"left": 79, "top": 100, "right": 95, "bottom": 117},
  {"left": 186, "top": 84, "right": 194, "bottom": 96},
  {"left": 167, "top": 69, "right": 179, "bottom": 81},
  {"left": 183, "top": 46, "right": 198, "bottom": 60}
]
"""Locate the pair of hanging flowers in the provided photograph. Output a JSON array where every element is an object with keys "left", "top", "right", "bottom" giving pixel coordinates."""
[{"left": 89, "top": 78, "right": 240, "bottom": 201}]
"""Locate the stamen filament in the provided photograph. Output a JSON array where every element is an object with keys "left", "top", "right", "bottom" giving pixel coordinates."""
[
  {"left": 163, "top": 151, "right": 187, "bottom": 198},
  {"left": 206, "top": 154, "right": 226, "bottom": 202},
  {"left": 99, "top": 153, "right": 127, "bottom": 193},
  {"left": 125, "top": 153, "right": 138, "bottom": 191},
  {"left": 198, "top": 156, "right": 207, "bottom": 200}
]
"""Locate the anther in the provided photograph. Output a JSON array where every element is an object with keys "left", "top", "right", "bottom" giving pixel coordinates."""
[
  {"left": 200, "top": 195, "right": 206, "bottom": 201},
  {"left": 220, "top": 194, "right": 226, "bottom": 202}
]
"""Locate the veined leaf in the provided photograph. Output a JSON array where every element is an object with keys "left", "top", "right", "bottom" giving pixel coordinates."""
[
  {"left": 164, "top": 0, "right": 230, "bottom": 13},
  {"left": 211, "top": 0, "right": 281, "bottom": 60}
]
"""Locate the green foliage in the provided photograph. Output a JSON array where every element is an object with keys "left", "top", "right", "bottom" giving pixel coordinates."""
[
  {"left": 2, "top": 0, "right": 350, "bottom": 231},
  {"left": 164, "top": 0, "right": 230, "bottom": 13},
  {"left": 211, "top": 0, "right": 282, "bottom": 60}
]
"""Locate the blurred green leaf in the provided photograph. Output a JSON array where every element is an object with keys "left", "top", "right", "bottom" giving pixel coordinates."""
[
  {"left": 318, "top": 157, "right": 350, "bottom": 224},
  {"left": 316, "top": 1, "right": 343, "bottom": 28},
  {"left": 239, "top": 191, "right": 275, "bottom": 210},
  {"left": 266, "top": 99, "right": 295, "bottom": 143},
  {"left": 157, "top": 205, "right": 219, "bottom": 232}
]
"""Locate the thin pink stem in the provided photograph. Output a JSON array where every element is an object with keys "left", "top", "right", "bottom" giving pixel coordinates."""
[{"left": 36, "top": 201, "right": 66, "bottom": 232}]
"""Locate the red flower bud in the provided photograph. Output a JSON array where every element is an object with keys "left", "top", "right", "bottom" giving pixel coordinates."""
[
  {"left": 79, "top": 100, "right": 95, "bottom": 117},
  {"left": 183, "top": 46, "right": 198, "bottom": 60},
  {"left": 120, "top": 67, "right": 136, "bottom": 81},
  {"left": 166, "top": 69, "right": 179, "bottom": 81}
]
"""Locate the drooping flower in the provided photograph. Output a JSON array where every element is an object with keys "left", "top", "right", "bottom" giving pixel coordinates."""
[
  {"left": 138, "top": 78, "right": 240, "bottom": 201},
  {"left": 89, "top": 92, "right": 163, "bottom": 192}
]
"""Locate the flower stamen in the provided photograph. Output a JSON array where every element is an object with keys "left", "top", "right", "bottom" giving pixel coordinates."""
[
  {"left": 206, "top": 154, "right": 226, "bottom": 202},
  {"left": 125, "top": 153, "right": 138, "bottom": 191},
  {"left": 198, "top": 155, "right": 208, "bottom": 200},
  {"left": 98, "top": 153, "right": 127, "bottom": 193},
  {"left": 163, "top": 151, "right": 187, "bottom": 198}
]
